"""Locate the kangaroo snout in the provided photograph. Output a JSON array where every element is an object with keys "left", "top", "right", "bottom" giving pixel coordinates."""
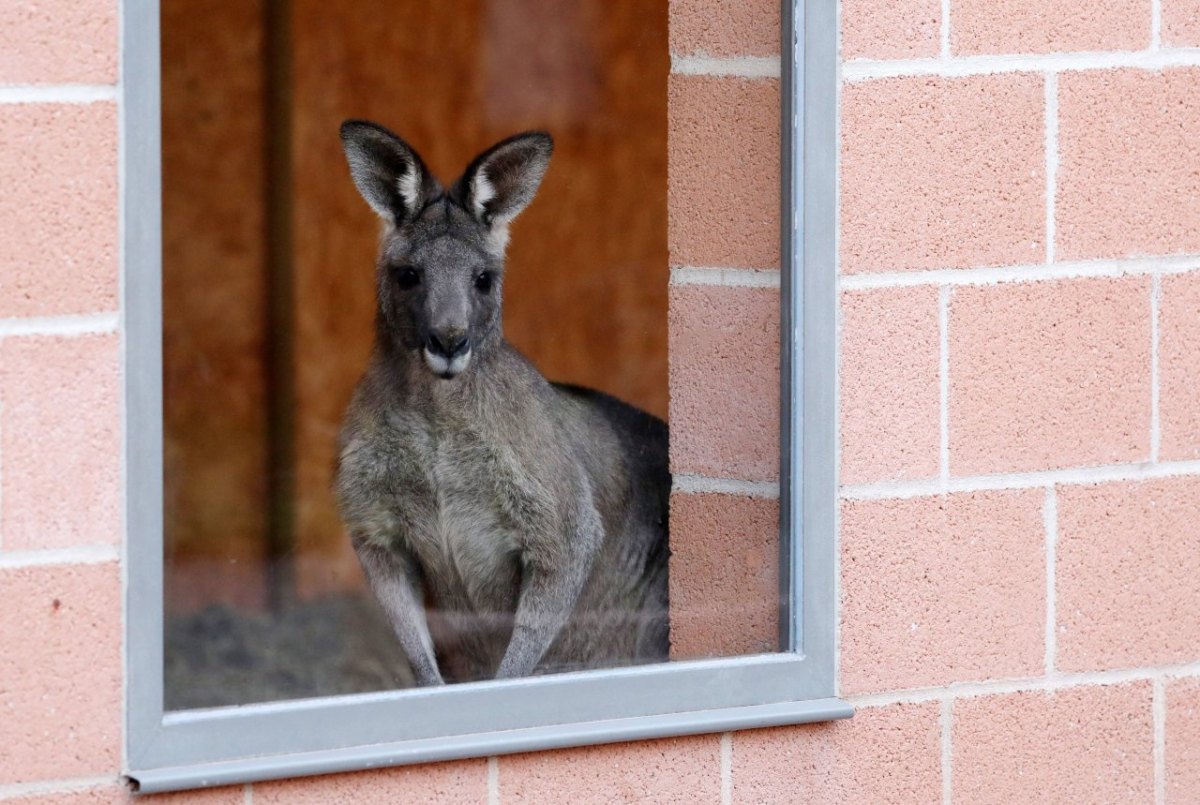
[{"left": 423, "top": 328, "right": 472, "bottom": 378}]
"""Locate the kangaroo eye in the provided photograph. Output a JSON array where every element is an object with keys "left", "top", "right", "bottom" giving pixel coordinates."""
[
  {"left": 394, "top": 266, "right": 420, "bottom": 289},
  {"left": 474, "top": 271, "right": 494, "bottom": 294}
]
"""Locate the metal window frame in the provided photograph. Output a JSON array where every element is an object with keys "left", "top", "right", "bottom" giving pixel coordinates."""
[{"left": 123, "top": 0, "right": 846, "bottom": 793}]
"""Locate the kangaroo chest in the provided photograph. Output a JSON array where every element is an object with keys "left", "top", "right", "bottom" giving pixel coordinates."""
[{"left": 400, "top": 425, "right": 526, "bottom": 612}]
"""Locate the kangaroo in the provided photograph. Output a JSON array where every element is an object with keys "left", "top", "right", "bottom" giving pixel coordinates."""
[{"left": 334, "top": 120, "right": 670, "bottom": 685}]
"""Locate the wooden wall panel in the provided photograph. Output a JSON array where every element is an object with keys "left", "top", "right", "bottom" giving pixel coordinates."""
[{"left": 161, "top": 0, "right": 270, "bottom": 611}]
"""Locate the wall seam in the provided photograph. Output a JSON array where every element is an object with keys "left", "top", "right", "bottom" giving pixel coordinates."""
[
  {"left": 0, "top": 545, "right": 120, "bottom": 568},
  {"left": 1043, "top": 486, "right": 1058, "bottom": 674},
  {"left": 719, "top": 732, "right": 732, "bottom": 805},
  {"left": 0, "top": 313, "right": 120, "bottom": 338},
  {"left": 670, "top": 266, "right": 782, "bottom": 288},
  {"left": 938, "top": 287, "right": 950, "bottom": 492},
  {"left": 1045, "top": 73, "right": 1058, "bottom": 264},
  {"left": 840, "top": 256, "right": 1200, "bottom": 290},
  {"left": 843, "top": 48, "right": 1200, "bottom": 80},
  {"left": 848, "top": 662, "right": 1200, "bottom": 707},
  {"left": 487, "top": 756, "right": 499, "bottom": 805},
  {"left": 1151, "top": 273, "right": 1162, "bottom": 461},
  {"left": 672, "top": 475, "right": 780, "bottom": 498},
  {"left": 841, "top": 457, "right": 1200, "bottom": 500},
  {"left": 0, "top": 776, "right": 117, "bottom": 799},
  {"left": 670, "top": 55, "right": 782, "bottom": 78},
  {"left": 1154, "top": 677, "right": 1166, "bottom": 805},
  {"left": 940, "top": 698, "right": 952, "bottom": 805},
  {"left": 1152, "top": 0, "right": 1163, "bottom": 49},
  {"left": 0, "top": 85, "right": 118, "bottom": 103},
  {"left": 940, "top": 0, "right": 951, "bottom": 59}
]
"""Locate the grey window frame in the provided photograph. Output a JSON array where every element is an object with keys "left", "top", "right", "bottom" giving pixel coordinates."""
[{"left": 123, "top": 0, "right": 848, "bottom": 793}]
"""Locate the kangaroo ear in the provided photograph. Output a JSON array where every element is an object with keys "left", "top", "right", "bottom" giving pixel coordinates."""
[
  {"left": 461, "top": 132, "right": 553, "bottom": 228},
  {"left": 340, "top": 120, "right": 436, "bottom": 226}
]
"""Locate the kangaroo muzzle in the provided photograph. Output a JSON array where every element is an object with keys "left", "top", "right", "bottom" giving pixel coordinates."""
[{"left": 423, "top": 329, "right": 471, "bottom": 378}]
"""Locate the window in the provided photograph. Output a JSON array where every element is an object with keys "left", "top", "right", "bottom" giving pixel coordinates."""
[{"left": 125, "top": 0, "right": 846, "bottom": 791}]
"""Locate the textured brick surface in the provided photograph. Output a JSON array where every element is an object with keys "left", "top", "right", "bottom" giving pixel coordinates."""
[
  {"left": 669, "top": 0, "right": 779, "bottom": 56},
  {"left": 842, "top": 74, "right": 1044, "bottom": 273},
  {"left": 6, "top": 785, "right": 243, "bottom": 804},
  {"left": 0, "top": 103, "right": 118, "bottom": 317},
  {"left": 953, "top": 0, "right": 1150, "bottom": 55},
  {"left": 732, "top": 703, "right": 942, "bottom": 804},
  {"left": 841, "top": 491, "right": 1045, "bottom": 694},
  {"left": 669, "top": 285, "right": 779, "bottom": 481},
  {"left": 840, "top": 287, "right": 940, "bottom": 485},
  {"left": 0, "top": 335, "right": 120, "bottom": 550},
  {"left": 669, "top": 76, "right": 780, "bottom": 269},
  {"left": 843, "top": 0, "right": 940, "bottom": 59},
  {"left": 1058, "top": 68, "right": 1200, "bottom": 261},
  {"left": 1167, "top": 677, "right": 1200, "bottom": 802},
  {"left": 254, "top": 763, "right": 487, "bottom": 804},
  {"left": 669, "top": 492, "right": 779, "bottom": 659},
  {"left": 1057, "top": 478, "right": 1200, "bottom": 671},
  {"left": 0, "top": 0, "right": 117, "bottom": 84},
  {"left": 949, "top": 278, "right": 1151, "bottom": 475},
  {"left": 954, "top": 683, "right": 1154, "bottom": 804},
  {"left": 0, "top": 563, "right": 121, "bottom": 785},
  {"left": 1160, "top": 272, "right": 1200, "bottom": 460},
  {"left": 1163, "top": 0, "right": 1200, "bottom": 45},
  {"left": 500, "top": 735, "right": 720, "bottom": 804}
]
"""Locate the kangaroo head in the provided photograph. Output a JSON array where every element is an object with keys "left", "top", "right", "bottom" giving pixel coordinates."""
[{"left": 340, "top": 121, "right": 553, "bottom": 380}]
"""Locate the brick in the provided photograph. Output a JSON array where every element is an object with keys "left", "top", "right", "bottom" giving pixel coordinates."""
[
  {"left": 843, "top": 0, "right": 940, "bottom": 59},
  {"left": 954, "top": 683, "right": 1154, "bottom": 804},
  {"left": 669, "top": 76, "right": 780, "bottom": 269},
  {"left": 1167, "top": 677, "right": 1200, "bottom": 802},
  {"left": 669, "top": 492, "right": 779, "bottom": 659},
  {"left": 1163, "top": 0, "right": 1200, "bottom": 45},
  {"left": 254, "top": 762, "right": 488, "bottom": 804},
  {"left": 0, "top": 562, "right": 121, "bottom": 784},
  {"left": 669, "top": 285, "right": 779, "bottom": 481},
  {"left": 840, "top": 491, "right": 1044, "bottom": 694},
  {"left": 669, "top": 0, "right": 779, "bottom": 56},
  {"left": 0, "top": 103, "right": 118, "bottom": 317},
  {"left": 1160, "top": 272, "right": 1200, "bottom": 460},
  {"left": 842, "top": 74, "right": 1044, "bottom": 273},
  {"left": 6, "top": 784, "right": 243, "bottom": 805},
  {"left": 948, "top": 278, "right": 1151, "bottom": 475},
  {"left": 953, "top": 0, "right": 1150, "bottom": 55},
  {"left": 1058, "top": 68, "right": 1200, "bottom": 261},
  {"left": 840, "top": 287, "right": 940, "bottom": 485},
  {"left": 0, "top": 0, "right": 116, "bottom": 84},
  {"left": 500, "top": 735, "right": 720, "bottom": 804},
  {"left": 731, "top": 703, "right": 941, "bottom": 804},
  {"left": 0, "top": 334, "right": 120, "bottom": 550},
  {"left": 1056, "top": 478, "right": 1200, "bottom": 671}
]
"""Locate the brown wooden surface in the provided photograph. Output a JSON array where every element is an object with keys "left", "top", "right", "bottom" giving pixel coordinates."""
[{"left": 163, "top": 0, "right": 668, "bottom": 604}]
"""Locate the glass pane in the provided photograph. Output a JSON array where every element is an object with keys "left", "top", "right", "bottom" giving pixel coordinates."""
[{"left": 161, "top": 0, "right": 781, "bottom": 710}]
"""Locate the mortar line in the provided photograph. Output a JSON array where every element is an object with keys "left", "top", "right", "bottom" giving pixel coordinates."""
[
  {"left": 720, "top": 732, "right": 733, "bottom": 805},
  {"left": 843, "top": 47, "right": 1200, "bottom": 80},
  {"left": 941, "top": 698, "right": 953, "bottom": 805},
  {"left": 0, "top": 777, "right": 116, "bottom": 800},
  {"left": 671, "top": 266, "right": 782, "bottom": 288},
  {"left": 840, "top": 458, "right": 1200, "bottom": 500},
  {"left": 848, "top": 661, "right": 1200, "bottom": 707},
  {"left": 0, "top": 405, "right": 5, "bottom": 552},
  {"left": 1151, "top": 273, "right": 1162, "bottom": 461},
  {"left": 1152, "top": 0, "right": 1163, "bottom": 49},
  {"left": 673, "top": 475, "right": 780, "bottom": 498},
  {"left": 244, "top": 783, "right": 253, "bottom": 805},
  {"left": 670, "top": 55, "right": 782, "bottom": 78},
  {"left": 0, "top": 545, "right": 120, "bottom": 568},
  {"left": 839, "top": 255, "right": 1200, "bottom": 290},
  {"left": 1154, "top": 678, "right": 1166, "bottom": 805},
  {"left": 1043, "top": 486, "right": 1058, "bottom": 674},
  {"left": 939, "top": 287, "right": 950, "bottom": 492},
  {"left": 0, "top": 312, "right": 120, "bottom": 338},
  {"left": 1045, "top": 72, "right": 1059, "bottom": 264},
  {"left": 0, "top": 84, "right": 118, "bottom": 103},
  {"left": 487, "top": 756, "right": 499, "bottom": 805}
]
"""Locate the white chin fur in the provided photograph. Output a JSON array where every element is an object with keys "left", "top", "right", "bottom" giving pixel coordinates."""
[{"left": 423, "top": 347, "right": 471, "bottom": 378}]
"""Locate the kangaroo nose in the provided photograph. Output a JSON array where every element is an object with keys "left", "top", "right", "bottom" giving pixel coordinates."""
[{"left": 427, "top": 331, "right": 469, "bottom": 359}]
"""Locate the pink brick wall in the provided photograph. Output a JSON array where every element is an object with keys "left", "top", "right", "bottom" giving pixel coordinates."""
[{"left": 3, "top": 1, "right": 1200, "bottom": 802}]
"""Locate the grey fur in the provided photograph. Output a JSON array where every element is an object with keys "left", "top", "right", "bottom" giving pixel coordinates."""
[{"left": 335, "top": 121, "right": 670, "bottom": 685}]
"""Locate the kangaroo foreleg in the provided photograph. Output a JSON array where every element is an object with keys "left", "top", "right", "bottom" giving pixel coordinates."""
[
  {"left": 494, "top": 498, "right": 602, "bottom": 679},
  {"left": 355, "top": 540, "right": 444, "bottom": 686}
]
